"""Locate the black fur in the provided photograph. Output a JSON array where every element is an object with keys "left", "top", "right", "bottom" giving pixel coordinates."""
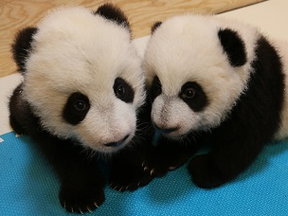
[
  {"left": 180, "top": 81, "right": 209, "bottom": 112},
  {"left": 63, "top": 92, "right": 90, "bottom": 125},
  {"left": 151, "top": 21, "right": 162, "bottom": 34},
  {"left": 95, "top": 3, "right": 130, "bottom": 32},
  {"left": 218, "top": 28, "right": 247, "bottom": 67},
  {"left": 150, "top": 76, "right": 162, "bottom": 102},
  {"left": 9, "top": 4, "right": 153, "bottom": 214},
  {"left": 188, "top": 36, "right": 285, "bottom": 188},
  {"left": 113, "top": 77, "right": 134, "bottom": 103},
  {"left": 11, "top": 27, "right": 37, "bottom": 73}
]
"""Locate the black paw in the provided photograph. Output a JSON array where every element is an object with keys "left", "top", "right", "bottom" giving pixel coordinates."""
[
  {"left": 109, "top": 165, "right": 153, "bottom": 192},
  {"left": 59, "top": 185, "right": 105, "bottom": 214},
  {"left": 141, "top": 148, "right": 194, "bottom": 178},
  {"left": 9, "top": 115, "right": 26, "bottom": 135},
  {"left": 141, "top": 158, "right": 172, "bottom": 178},
  {"left": 188, "top": 154, "right": 225, "bottom": 189},
  {"left": 141, "top": 137, "right": 198, "bottom": 178}
]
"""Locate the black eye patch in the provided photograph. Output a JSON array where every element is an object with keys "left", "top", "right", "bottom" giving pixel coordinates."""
[
  {"left": 63, "top": 92, "right": 90, "bottom": 125},
  {"left": 179, "top": 82, "right": 208, "bottom": 112},
  {"left": 113, "top": 77, "right": 134, "bottom": 103},
  {"left": 150, "top": 76, "right": 162, "bottom": 102}
]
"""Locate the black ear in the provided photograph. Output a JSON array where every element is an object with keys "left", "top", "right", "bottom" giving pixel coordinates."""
[
  {"left": 12, "top": 27, "right": 37, "bottom": 73},
  {"left": 151, "top": 21, "right": 162, "bottom": 34},
  {"left": 95, "top": 3, "right": 130, "bottom": 31},
  {"left": 218, "top": 28, "right": 247, "bottom": 67}
]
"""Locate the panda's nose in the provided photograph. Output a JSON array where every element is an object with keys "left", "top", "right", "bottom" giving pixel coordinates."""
[
  {"left": 154, "top": 124, "right": 178, "bottom": 134},
  {"left": 104, "top": 135, "right": 129, "bottom": 147}
]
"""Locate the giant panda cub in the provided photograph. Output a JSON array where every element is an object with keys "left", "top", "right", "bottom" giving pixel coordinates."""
[
  {"left": 143, "top": 14, "right": 288, "bottom": 189},
  {"left": 9, "top": 4, "right": 153, "bottom": 213}
]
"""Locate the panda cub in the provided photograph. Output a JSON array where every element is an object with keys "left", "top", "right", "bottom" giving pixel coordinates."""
[
  {"left": 143, "top": 14, "right": 288, "bottom": 188},
  {"left": 9, "top": 4, "right": 153, "bottom": 213}
]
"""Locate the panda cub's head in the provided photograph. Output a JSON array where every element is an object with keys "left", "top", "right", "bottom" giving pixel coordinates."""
[
  {"left": 143, "top": 15, "right": 260, "bottom": 139},
  {"left": 12, "top": 4, "right": 145, "bottom": 153}
]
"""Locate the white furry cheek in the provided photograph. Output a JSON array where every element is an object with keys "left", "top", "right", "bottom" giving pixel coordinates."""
[{"left": 167, "top": 110, "right": 203, "bottom": 138}]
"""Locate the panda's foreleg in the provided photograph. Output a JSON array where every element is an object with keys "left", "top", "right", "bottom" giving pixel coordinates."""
[
  {"left": 141, "top": 135, "right": 199, "bottom": 177},
  {"left": 32, "top": 134, "right": 106, "bottom": 213},
  {"left": 110, "top": 133, "right": 196, "bottom": 189},
  {"left": 188, "top": 146, "right": 263, "bottom": 189},
  {"left": 109, "top": 140, "right": 154, "bottom": 192},
  {"left": 188, "top": 126, "right": 264, "bottom": 189},
  {"left": 9, "top": 83, "right": 30, "bottom": 135}
]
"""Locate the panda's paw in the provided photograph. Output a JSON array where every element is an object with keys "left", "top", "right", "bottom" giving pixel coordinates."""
[
  {"left": 9, "top": 116, "right": 26, "bottom": 135},
  {"left": 141, "top": 151, "right": 189, "bottom": 177},
  {"left": 109, "top": 167, "right": 153, "bottom": 192},
  {"left": 141, "top": 159, "right": 171, "bottom": 177},
  {"left": 141, "top": 144, "right": 197, "bottom": 177},
  {"left": 59, "top": 185, "right": 105, "bottom": 214},
  {"left": 188, "top": 154, "right": 225, "bottom": 189}
]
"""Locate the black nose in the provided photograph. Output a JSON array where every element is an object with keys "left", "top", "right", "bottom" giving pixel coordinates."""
[
  {"left": 104, "top": 135, "right": 129, "bottom": 147},
  {"left": 154, "top": 125, "right": 178, "bottom": 134}
]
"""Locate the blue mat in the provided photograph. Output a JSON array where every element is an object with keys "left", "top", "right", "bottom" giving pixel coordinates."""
[{"left": 1, "top": 131, "right": 288, "bottom": 216}]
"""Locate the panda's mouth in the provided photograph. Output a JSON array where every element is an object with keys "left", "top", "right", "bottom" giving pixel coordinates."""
[
  {"left": 153, "top": 123, "right": 180, "bottom": 135},
  {"left": 153, "top": 123, "right": 192, "bottom": 140},
  {"left": 104, "top": 135, "right": 130, "bottom": 148}
]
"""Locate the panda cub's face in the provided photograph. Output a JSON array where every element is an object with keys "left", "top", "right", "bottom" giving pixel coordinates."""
[
  {"left": 144, "top": 15, "right": 258, "bottom": 139},
  {"left": 19, "top": 6, "right": 145, "bottom": 153}
]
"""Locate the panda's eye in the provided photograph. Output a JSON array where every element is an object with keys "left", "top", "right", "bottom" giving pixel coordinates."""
[
  {"left": 113, "top": 77, "right": 134, "bottom": 103},
  {"left": 63, "top": 92, "right": 90, "bottom": 125},
  {"left": 115, "top": 84, "right": 126, "bottom": 98},
  {"left": 74, "top": 100, "right": 88, "bottom": 111},
  {"left": 182, "top": 88, "right": 196, "bottom": 99},
  {"left": 180, "top": 82, "right": 208, "bottom": 112}
]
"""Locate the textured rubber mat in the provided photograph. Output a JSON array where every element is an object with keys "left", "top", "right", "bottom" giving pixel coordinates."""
[{"left": 1, "top": 132, "right": 288, "bottom": 216}]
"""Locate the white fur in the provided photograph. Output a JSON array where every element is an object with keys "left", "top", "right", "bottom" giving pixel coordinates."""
[
  {"left": 144, "top": 14, "right": 266, "bottom": 138},
  {"left": 23, "top": 6, "right": 145, "bottom": 152},
  {"left": 274, "top": 39, "right": 288, "bottom": 140}
]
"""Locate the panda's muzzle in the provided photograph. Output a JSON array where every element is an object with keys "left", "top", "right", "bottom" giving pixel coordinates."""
[{"left": 104, "top": 135, "right": 129, "bottom": 147}]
